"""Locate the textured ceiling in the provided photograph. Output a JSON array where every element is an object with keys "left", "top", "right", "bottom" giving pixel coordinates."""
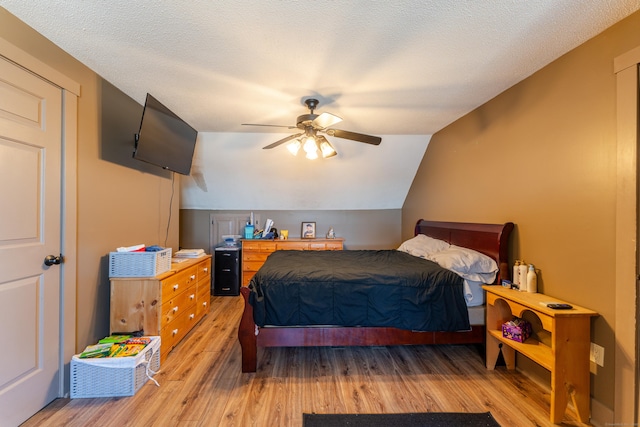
[
  {"left": 3, "top": 1, "right": 640, "bottom": 212},
  {"left": 2, "top": 0, "right": 640, "bottom": 136}
]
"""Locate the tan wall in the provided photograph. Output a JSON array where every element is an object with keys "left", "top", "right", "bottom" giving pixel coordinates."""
[
  {"left": 403, "top": 10, "right": 640, "bottom": 413},
  {"left": 0, "top": 9, "right": 180, "bottom": 351}
]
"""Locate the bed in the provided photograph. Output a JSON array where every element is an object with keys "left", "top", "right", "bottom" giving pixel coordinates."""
[{"left": 238, "top": 220, "right": 514, "bottom": 372}]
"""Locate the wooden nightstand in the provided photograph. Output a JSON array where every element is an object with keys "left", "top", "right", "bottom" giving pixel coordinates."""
[{"left": 482, "top": 285, "right": 598, "bottom": 424}]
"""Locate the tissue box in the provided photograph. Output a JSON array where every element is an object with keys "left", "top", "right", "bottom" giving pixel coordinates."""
[{"left": 502, "top": 317, "right": 532, "bottom": 343}]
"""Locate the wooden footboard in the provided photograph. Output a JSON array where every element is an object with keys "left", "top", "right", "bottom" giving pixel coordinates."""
[
  {"left": 238, "top": 287, "right": 485, "bottom": 373},
  {"left": 238, "top": 286, "right": 259, "bottom": 372}
]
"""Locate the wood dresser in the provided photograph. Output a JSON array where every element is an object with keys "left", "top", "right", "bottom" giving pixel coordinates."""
[
  {"left": 482, "top": 285, "right": 598, "bottom": 424},
  {"left": 241, "top": 238, "right": 344, "bottom": 286},
  {"left": 110, "top": 255, "right": 211, "bottom": 362}
]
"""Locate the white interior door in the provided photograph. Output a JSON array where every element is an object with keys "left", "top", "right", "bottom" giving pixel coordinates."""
[{"left": 0, "top": 56, "right": 63, "bottom": 426}]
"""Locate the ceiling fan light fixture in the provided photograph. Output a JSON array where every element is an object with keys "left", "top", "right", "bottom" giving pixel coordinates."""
[
  {"left": 319, "top": 139, "right": 337, "bottom": 158},
  {"left": 252, "top": 97, "right": 381, "bottom": 157},
  {"left": 287, "top": 139, "right": 301, "bottom": 155},
  {"left": 303, "top": 136, "right": 317, "bottom": 154}
]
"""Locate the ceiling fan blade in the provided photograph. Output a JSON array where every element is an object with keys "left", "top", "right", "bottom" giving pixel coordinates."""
[
  {"left": 243, "top": 123, "right": 298, "bottom": 129},
  {"left": 262, "top": 133, "right": 303, "bottom": 149},
  {"left": 327, "top": 129, "right": 382, "bottom": 145},
  {"left": 312, "top": 112, "right": 342, "bottom": 129}
]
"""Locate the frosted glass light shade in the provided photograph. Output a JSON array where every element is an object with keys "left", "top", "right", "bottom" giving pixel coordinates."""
[
  {"left": 287, "top": 140, "right": 301, "bottom": 155},
  {"left": 303, "top": 137, "right": 317, "bottom": 153},
  {"left": 319, "top": 139, "right": 337, "bottom": 158}
]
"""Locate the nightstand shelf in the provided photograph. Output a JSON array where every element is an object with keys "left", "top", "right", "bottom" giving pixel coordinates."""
[
  {"left": 486, "top": 329, "right": 553, "bottom": 371},
  {"left": 483, "top": 285, "right": 598, "bottom": 424}
]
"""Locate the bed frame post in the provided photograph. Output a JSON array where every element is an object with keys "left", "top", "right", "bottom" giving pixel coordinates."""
[{"left": 238, "top": 287, "right": 258, "bottom": 372}]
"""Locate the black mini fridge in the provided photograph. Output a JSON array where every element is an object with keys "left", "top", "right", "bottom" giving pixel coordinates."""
[{"left": 214, "top": 246, "right": 241, "bottom": 296}]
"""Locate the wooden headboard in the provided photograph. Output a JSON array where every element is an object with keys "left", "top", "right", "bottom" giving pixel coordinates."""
[{"left": 414, "top": 220, "right": 514, "bottom": 285}]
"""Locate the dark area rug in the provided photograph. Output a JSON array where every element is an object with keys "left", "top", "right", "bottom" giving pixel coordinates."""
[{"left": 303, "top": 411, "right": 501, "bottom": 427}]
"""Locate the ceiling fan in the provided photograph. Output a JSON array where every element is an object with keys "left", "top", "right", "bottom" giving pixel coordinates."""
[{"left": 242, "top": 98, "right": 382, "bottom": 159}]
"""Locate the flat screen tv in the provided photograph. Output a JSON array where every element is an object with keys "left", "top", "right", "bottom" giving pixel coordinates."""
[{"left": 133, "top": 93, "right": 198, "bottom": 175}]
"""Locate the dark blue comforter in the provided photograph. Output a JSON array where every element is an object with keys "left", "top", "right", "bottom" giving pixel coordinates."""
[{"left": 248, "top": 250, "right": 470, "bottom": 332}]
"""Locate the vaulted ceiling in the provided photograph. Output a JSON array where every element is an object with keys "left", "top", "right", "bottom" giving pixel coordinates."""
[{"left": 3, "top": 1, "right": 639, "bottom": 210}]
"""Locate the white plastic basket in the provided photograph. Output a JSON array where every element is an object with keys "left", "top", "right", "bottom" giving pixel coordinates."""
[
  {"left": 109, "top": 248, "right": 172, "bottom": 277},
  {"left": 70, "top": 336, "right": 161, "bottom": 398}
]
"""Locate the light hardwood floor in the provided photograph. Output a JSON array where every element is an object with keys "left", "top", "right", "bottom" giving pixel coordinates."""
[{"left": 22, "top": 295, "right": 589, "bottom": 426}]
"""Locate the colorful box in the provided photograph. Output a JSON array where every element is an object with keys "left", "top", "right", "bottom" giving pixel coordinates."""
[{"left": 502, "top": 317, "right": 532, "bottom": 343}]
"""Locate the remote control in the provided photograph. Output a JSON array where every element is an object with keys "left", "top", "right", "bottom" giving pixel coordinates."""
[{"left": 547, "top": 303, "right": 573, "bottom": 309}]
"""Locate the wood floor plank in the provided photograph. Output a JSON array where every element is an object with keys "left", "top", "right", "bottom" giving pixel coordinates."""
[{"left": 21, "top": 295, "right": 588, "bottom": 427}]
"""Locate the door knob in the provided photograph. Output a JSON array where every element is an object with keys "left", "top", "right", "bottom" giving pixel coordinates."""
[{"left": 44, "top": 254, "right": 63, "bottom": 266}]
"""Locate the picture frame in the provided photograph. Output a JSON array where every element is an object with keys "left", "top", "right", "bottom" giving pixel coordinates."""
[{"left": 301, "top": 222, "right": 316, "bottom": 239}]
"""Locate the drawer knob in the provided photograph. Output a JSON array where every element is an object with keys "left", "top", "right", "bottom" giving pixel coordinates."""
[
  {"left": 173, "top": 284, "right": 179, "bottom": 291},
  {"left": 190, "top": 294, "right": 195, "bottom": 300},
  {"left": 173, "top": 306, "right": 179, "bottom": 313},
  {"left": 172, "top": 328, "right": 178, "bottom": 336},
  {"left": 202, "top": 302, "right": 208, "bottom": 307},
  {"left": 190, "top": 274, "right": 196, "bottom": 280},
  {"left": 190, "top": 314, "right": 195, "bottom": 319},
  {"left": 204, "top": 267, "right": 209, "bottom": 272}
]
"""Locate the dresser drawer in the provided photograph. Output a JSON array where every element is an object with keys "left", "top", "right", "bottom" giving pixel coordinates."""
[
  {"left": 242, "top": 241, "right": 276, "bottom": 252},
  {"left": 197, "top": 258, "right": 211, "bottom": 281},
  {"left": 276, "top": 241, "right": 308, "bottom": 250},
  {"left": 161, "top": 308, "right": 198, "bottom": 353},
  {"left": 243, "top": 260, "right": 266, "bottom": 272},
  {"left": 242, "top": 274, "right": 255, "bottom": 287},
  {"left": 161, "top": 288, "right": 197, "bottom": 326},
  {"left": 196, "top": 284, "right": 210, "bottom": 316},
  {"left": 198, "top": 276, "right": 211, "bottom": 296},
  {"left": 161, "top": 266, "right": 197, "bottom": 302},
  {"left": 308, "top": 241, "right": 344, "bottom": 250},
  {"left": 325, "top": 242, "right": 343, "bottom": 250},
  {"left": 311, "top": 241, "right": 343, "bottom": 250},
  {"left": 242, "top": 251, "right": 271, "bottom": 262}
]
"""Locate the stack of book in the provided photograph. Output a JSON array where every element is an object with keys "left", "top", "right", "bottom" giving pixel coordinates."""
[
  {"left": 174, "top": 248, "right": 205, "bottom": 258},
  {"left": 79, "top": 335, "right": 153, "bottom": 358}
]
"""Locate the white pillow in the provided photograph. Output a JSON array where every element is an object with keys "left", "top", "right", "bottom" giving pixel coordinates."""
[
  {"left": 426, "top": 245, "right": 498, "bottom": 283},
  {"left": 397, "top": 234, "right": 450, "bottom": 258}
]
